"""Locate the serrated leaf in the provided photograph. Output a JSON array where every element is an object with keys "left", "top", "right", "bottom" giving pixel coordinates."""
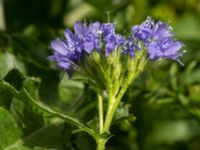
[
  {"left": 11, "top": 97, "right": 45, "bottom": 137},
  {"left": 1, "top": 79, "right": 74, "bottom": 149},
  {"left": 0, "top": 107, "right": 22, "bottom": 149},
  {"left": 10, "top": 77, "right": 45, "bottom": 136}
]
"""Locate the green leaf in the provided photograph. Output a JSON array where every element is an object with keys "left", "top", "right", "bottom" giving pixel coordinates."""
[
  {"left": 0, "top": 80, "right": 19, "bottom": 95},
  {"left": 11, "top": 97, "right": 46, "bottom": 137},
  {"left": 23, "top": 123, "right": 73, "bottom": 150},
  {"left": 10, "top": 77, "right": 45, "bottom": 136},
  {"left": 113, "top": 102, "right": 136, "bottom": 124},
  {"left": 86, "top": 117, "right": 98, "bottom": 133},
  {"left": 4, "top": 69, "right": 25, "bottom": 91},
  {"left": 23, "top": 89, "right": 97, "bottom": 139},
  {"left": 0, "top": 52, "right": 26, "bottom": 79},
  {"left": 22, "top": 77, "right": 41, "bottom": 100},
  {"left": 0, "top": 80, "right": 19, "bottom": 108},
  {"left": 59, "top": 75, "right": 84, "bottom": 104},
  {"left": 115, "top": 103, "right": 131, "bottom": 120},
  {"left": 0, "top": 107, "right": 22, "bottom": 149},
  {"left": 0, "top": 80, "right": 74, "bottom": 149}
]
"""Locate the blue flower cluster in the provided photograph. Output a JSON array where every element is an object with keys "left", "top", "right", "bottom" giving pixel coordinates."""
[
  {"left": 49, "top": 17, "right": 184, "bottom": 75},
  {"left": 131, "top": 17, "right": 184, "bottom": 63}
]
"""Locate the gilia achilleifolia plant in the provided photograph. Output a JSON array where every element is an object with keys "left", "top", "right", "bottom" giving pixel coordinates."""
[{"left": 26, "top": 17, "right": 184, "bottom": 150}]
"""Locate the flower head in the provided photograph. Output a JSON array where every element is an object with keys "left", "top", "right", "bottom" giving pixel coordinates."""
[
  {"left": 48, "top": 17, "right": 184, "bottom": 80},
  {"left": 131, "top": 17, "right": 184, "bottom": 63},
  {"left": 48, "top": 22, "right": 102, "bottom": 75}
]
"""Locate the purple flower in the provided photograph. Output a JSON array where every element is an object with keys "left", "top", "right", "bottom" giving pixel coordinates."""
[
  {"left": 123, "top": 36, "right": 140, "bottom": 57},
  {"left": 148, "top": 37, "right": 183, "bottom": 61},
  {"left": 48, "top": 18, "right": 184, "bottom": 77},
  {"left": 48, "top": 39, "right": 82, "bottom": 75},
  {"left": 101, "top": 23, "right": 115, "bottom": 37},
  {"left": 49, "top": 21, "right": 103, "bottom": 76},
  {"left": 131, "top": 17, "right": 184, "bottom": 63},
  {"left": 150, "top": 21, "right": 173, "bottom": 40},
  {"left": 102, "top": 23, "right": 125, "bottom": 55},
  {"left": 131, "top": 16, "right": 154, "bottom": 44},
  {"left": 148, "top": 21, "right": 183, "bottom": 63},
  {"left": 64, "top": 29, "right": 83, "bottom": 53},
  {"left": 74, "top": 21, "right": 101, "bottom": 53}
]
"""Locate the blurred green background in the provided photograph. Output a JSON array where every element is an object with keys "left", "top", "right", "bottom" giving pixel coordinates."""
[{"left": 0, "top": 0, "right": 200, "bottom": 150}]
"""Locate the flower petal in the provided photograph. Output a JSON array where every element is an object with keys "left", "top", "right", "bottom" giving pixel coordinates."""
[
  {"left": 64, "top": 29, "right": 77, "bottom": 43},
  {"left": 51, "top": 40, "right": 67, "bottom": 55},
  {"left": 84, "top": 42, "right": 94, "bottom": 53}
]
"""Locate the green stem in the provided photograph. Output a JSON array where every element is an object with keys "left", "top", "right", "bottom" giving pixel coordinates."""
[
  {"left": 103, "top": 73, "right": 136, "bottom": 133},
  {"left": 103, "top": 95, "right": 116, "bottom": 132},
  {"left": 99, "top": 55, "right": 146, "bottom": 148},
  {"left": 23, "top": 88, "right": 97, "bottom": 139},
  {"left": 96, "top": 138, "right": 107, "bottom": 150},
  {"left": 98, "top": 93, "right": 104, "bottom": 134}
]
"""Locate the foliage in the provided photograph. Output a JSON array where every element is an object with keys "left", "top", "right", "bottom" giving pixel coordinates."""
[{"left": 0, "top": 0, "right": 200, "bottom": 149}]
